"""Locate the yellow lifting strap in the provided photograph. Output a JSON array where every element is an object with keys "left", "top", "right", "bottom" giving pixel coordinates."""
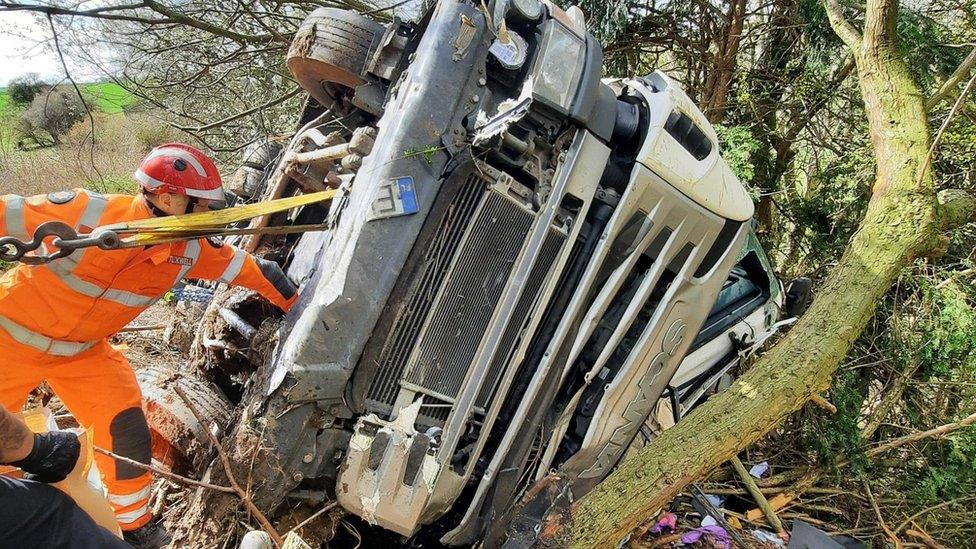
[{"left": 99, "top": 190, "right": 336, "bottom": 247}]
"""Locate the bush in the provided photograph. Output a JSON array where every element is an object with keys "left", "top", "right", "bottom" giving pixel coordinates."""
[
  {"left": 127, "top": 114, "right": 181, "bottom": 153},
  {"left": 7, "top": 73, "right": 46, "bottom": 106},
  {"left": 19, "top": 87, "right": 86, "bottom": 145}
]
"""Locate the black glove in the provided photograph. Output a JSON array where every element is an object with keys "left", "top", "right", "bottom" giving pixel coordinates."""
[{"left": 11, "top": 431, "right": 80, "bottom": 483}]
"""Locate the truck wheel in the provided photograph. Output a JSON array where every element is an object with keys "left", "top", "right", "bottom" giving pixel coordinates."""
[
  {"left": 287, "top": 7, "right": 384, "bottom": 105},
  {"left": 138, "top": 365, "right": 233, "bottom": 471}
]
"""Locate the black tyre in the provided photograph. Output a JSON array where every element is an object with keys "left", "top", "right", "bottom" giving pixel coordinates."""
[{"left": 287, "top": 8, "right": 384, "bottom": 105}]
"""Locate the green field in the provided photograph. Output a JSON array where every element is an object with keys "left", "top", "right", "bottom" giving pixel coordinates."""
[
  {"left": 84, "top": 82, "right": 138, "bottom": 113},
  {"left": 0, "top": 81, "right": 138, "bottom": 117}
]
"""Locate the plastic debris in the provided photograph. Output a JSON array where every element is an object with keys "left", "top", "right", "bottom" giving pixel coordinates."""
[
  {"left": 701, "top": 515, "right": 718, "bottom": 527},
  {"left": 706, "top": 494, "right": 724, "bottom": 507},
  {"left": 650, "top": 512, "right": 678, "bottom": 533},
  {"left": 749, "top": 461, "right": 770, "bottom": 478},
  {"left": 681, "top": 525, "right": 731, "bottom": 549},
  {"left": 753, "top": 528, "right": 787, "bottom": 547}
]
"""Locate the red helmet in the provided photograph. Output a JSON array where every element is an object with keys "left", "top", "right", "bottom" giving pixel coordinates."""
[{"left": 134, "top": 143, "right": 225, "bottom": 203}]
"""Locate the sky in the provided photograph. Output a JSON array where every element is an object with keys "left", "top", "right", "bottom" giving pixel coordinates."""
[{"left": 0, "top": 11, "right": 100, "bottom": 86}]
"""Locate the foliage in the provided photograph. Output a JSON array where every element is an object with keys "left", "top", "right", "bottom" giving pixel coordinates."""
[
  {"left": 714, "top": 124, "right": 760, "bottom": 185},
  {"left": 7, "top": 73, "right": 46, "bottom": 106},
  {"left": 18, "top": 87, "right": 85, "bottom": 145}
]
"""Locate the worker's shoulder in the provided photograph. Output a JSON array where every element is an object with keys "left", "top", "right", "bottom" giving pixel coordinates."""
[{"left": 36, "top": 188, "right": 134, "bottom": 205}]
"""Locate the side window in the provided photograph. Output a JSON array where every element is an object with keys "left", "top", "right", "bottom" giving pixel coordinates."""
[{"left": 664, "top": 110, "right": 713, "bottom": 161}]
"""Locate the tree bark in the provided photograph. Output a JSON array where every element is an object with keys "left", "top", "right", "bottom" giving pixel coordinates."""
[
  {"left": 536, "top": 0, "right": 949, "bottom": 545},
  {"left": 700, "top": 0, "right": 747, "bottom": 123}
]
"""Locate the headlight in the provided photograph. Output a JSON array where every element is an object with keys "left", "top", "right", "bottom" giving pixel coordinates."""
[{"left": 531, "top": 21, "right": 586, "bottom": 114}]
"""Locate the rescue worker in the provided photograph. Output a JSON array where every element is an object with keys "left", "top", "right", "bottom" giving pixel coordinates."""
[
  {"left": 0, "top": 143, "right": 299, "bottom": 547},
  {"left": 0, "top": 405, "right": 130, "bottom": 548}
]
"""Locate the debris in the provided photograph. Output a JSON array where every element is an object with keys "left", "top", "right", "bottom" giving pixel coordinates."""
[
  {"left": 753, "top": 529, "right": 786, "bottom": 547},
  {"left": 680, "top": 525, "right": 730, "bottom": 549},
  {"left": 175, "top": 386, "right": 283, "bottom": 547},
  {"left": 787, "top": 520, "right": 864, "bottom": 549},
  {"left": 92, "top": 446, "right": 234, "bottom": 494},
  {"left": 240, "top": 530, "right": 274, "bottom": 549},
  {"left": 650, "top": 512, "right": 677, "bottom": 534},
  {"left": 689, "top": 484, "right": 749, "bottom": 548},
  {"left": 749, "top": 461, "right": 770, "bottom": 478}
]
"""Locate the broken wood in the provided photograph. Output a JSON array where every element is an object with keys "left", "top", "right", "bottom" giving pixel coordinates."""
[
  {"left": 809, "top": 394, "right": 837, "bottom": 414},
  {"left": 175, "top": 386, "right": 284, "bottom": 548},
  {"left": 745, "top": 468, "right": 820, "bottom": 522},
  {"left": 864, "top": 479, "right": 903, "bottom": 549},
  {"left": 730, "top": 456, "right": 784, "bottom": 533}
]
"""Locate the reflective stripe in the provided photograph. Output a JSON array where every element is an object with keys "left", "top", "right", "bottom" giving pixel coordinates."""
[
  {"left": 4, "top": 195, "right": 27, "bottom": 238},
  {"left": 108, "top": 486, "right": 152, "bottom": 508},
  {"left": 78, "top": 191, "right": 108, "bottom": 228},
  {"left": 47, "top": 260, "right": 158, "bottom": 308},
  {"left": 177, "top": 240, "right": 202, "bottom": 281},
  {"left": 134, "top": 169, "right": 167, "bottom": 190},
  {"left": 0, "top": 315, "right": 98, "bottom": 357},
  {"left": 115, "top": 502, "right": 151, "bottom": 524},
  {"left": 185, "top": 185, "right": 227, "bottom": 202},
  {"left": 42, "top": 191, "right": 159, "bottom": 308},
  {"left": 145, "top": 147, "right": 207, "bottom": 176},
  {"left": 218, "top": 248, "right": 247, "bottom": 284}
]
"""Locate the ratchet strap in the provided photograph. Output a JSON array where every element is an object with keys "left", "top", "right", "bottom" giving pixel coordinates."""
[
  {"left": 103, "top": 189, "right": 336, "bottom": 247},
  {"left": 0, "top": 190, "right": 335, "bottom": 264}
]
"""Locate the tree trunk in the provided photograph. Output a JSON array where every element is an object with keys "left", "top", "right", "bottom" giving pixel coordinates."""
[
  {"left": 537, "top": 0, "right": 946, "bottom": 545},
  {"left": 700, "top": 0, "right": 747, "bottom": 123}
]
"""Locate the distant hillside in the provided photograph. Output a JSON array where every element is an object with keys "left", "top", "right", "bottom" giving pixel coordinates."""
[{"left": 0, "top": 81, "right": 138, "bottom": 116}]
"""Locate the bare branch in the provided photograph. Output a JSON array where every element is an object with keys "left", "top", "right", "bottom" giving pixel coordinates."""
[
  {"left": 926, "top": 46, "right": 976, "bottom": 111},
  {"left": 142, "top": 0, "right": 282, "bottom": 44},
  {"left": 173, "top": 86, "right": 302, "bottom": 133},
  {"left": 0, "top": 2, "right": 169, "bottom": 25},
  {"left": 823, "top": 0, "right": 862, "bottom": 53}
]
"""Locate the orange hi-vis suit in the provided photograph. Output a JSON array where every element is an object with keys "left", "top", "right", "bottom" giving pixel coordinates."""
[{"left": 0, "top": 188, "right": 297, "bottom": 531}]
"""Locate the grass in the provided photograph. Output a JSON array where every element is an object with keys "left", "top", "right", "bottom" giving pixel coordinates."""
[
  {"left": 84, "top": 82, "right": 138, "bottom": 114},
  {"left": 0, "top": 112, "right": 170, "bottom": 198},
  {"left": 0, "top": 81, "right": 138, "bottom": 117}
]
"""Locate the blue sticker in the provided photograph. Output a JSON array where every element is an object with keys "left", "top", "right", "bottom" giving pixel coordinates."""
[{"left": 396, "top": 177, "right": 419, "bottom": 215}]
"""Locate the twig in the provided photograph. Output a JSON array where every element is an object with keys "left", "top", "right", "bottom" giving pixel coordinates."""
[
  {"left": 865, "top": 410, "right": 976, "bottom": 459},
  {"left": 894, "top": 495, "right": 976, "bottom": 533},
  {"left": 93, "top": 446, "right": 235, "bottom": 494},
  {"left": 731, "top": 456, "right": 784, "bottom": 533},
  {"left": 46, "top": 14, "right": 104, "bottom": 185},
  {"left": 286, "top": 501, "right": 339, "bottom": 536},
  {"left": 905, "top": 526, "right": 945, "bottom": 549},
  {"left": 864, "top": 479, "right": 902, "bottom": 549},
  {"left": 810, "top": 394, "right": 837, "bottom": 414},
  {"left": 918, "top": 69, "right": 976, "bottom": 185},
  {"left": 118, "top": 325, "right": 166, "bottom": 333},
  {"left": 175, "top": 386, "right": 283, "bottom": 548}
]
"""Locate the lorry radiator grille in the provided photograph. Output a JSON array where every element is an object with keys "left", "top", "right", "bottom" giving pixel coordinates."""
[
  {"left": 475, "top": 227, "right": 566, "bottom": 408},
  {"left": 365, "top": 174, "right": 487, "bottom": 412},
  {"left": 403, "top": 189, "right": 534, "bottom": 400}
]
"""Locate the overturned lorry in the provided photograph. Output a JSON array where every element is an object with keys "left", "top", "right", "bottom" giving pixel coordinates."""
[{"left": 164, "top": 0, "right": 803, "bottom": 545}]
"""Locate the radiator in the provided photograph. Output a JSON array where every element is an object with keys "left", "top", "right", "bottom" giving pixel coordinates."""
[{"left": 365, "top": 163, "right": 566, "bottom": 426}]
